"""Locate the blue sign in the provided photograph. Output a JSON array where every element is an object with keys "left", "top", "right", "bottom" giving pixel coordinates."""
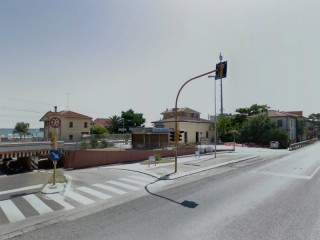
[{"left": 50, "top": 149, "right": 62, "bottom": 161}]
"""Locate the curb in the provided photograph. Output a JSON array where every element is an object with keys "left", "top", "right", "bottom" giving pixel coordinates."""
[{"left": 159, "top": 155, "right": 260, "bottom": 180}]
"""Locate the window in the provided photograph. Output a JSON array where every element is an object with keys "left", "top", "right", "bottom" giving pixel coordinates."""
[
  {"left": 277, "top": 120, "right": 283, "bottom": 128},
  {"left": 84, "top": 122, "right": 88, "bottom": 128},
  {"left": 44, "top": 121, "right": 49, "bottom": 127},
  {"left": 69, "top": 135, "right": 73, "bottom": 140},
  {"left": 69, "top": 122, "right": 73, "bottom": 128}
]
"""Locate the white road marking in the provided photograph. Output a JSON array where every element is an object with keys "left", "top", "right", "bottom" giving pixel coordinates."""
[
  {"left": 93, "top": 183, "right": 127, "bottom": 195},
  {"left": 77, "top": 187, "right": 112, "bottom": 200},
  {"left": 0, "top": 184, "right": 43, "bottom": 196},
  {"left": 46, "top": 193, "right": 75, "bottom": 210},
  {"left": 65, "top": 190, "right": 95, "bottom": 205},
  {"left": 106, "top": 180, "right": 140, "bottom": 190},
  {"left": 253, "top": 171, "right": 311, "bottom": 180},
  {"left": 119, "top": 178, "right": 148, "bottom": 187},
  {"left": 0, "top": 199, "right": 26, "bottom": 222},
  {"left": 310, "top": 164, "right": 320, "bottom": 179},
  {"left": 23, "top": 194, "right": 53, "bottom": 214}
]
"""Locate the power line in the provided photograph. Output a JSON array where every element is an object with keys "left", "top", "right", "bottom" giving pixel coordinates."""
[
  {"left": 0, "top": 114, "right": 42, "bottom": 119},
  {"left": 0, "top": 96, "right": 53, "bottom": 106},
  {"left": 0, "top": 106, "right": 45, "bottom": 114}
]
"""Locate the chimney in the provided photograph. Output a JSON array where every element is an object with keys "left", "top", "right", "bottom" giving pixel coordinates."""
[{"left": 54, "top": 106, "right": 57, "bottom": 113}]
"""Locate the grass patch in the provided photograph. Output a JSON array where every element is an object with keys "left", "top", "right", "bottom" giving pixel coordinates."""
[
  {"left": 48, "top": 170, "right": 68, "bottom": 184},
  {"left": 140, "top": 158, "right": 175, "bottom": 165}
]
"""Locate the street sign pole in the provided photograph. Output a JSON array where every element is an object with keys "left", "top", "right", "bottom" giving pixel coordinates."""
[
  {"left": 49, "top": 117, "right": 60, "bottom": 187},
  {"left": 51, "top": 130, "right": 58, "bottom": 186},
  {"left": 53, "top": 161, "right": 57, "bottom": 186}
]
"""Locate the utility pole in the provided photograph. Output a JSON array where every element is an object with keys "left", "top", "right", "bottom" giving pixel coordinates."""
[{"left": 219, "top": 53, "right": 223, "bottom": 115}]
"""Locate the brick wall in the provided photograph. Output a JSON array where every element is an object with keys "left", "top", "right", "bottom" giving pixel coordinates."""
[{"left": 62, "top": 149, "right": 196, "bottom": 169}]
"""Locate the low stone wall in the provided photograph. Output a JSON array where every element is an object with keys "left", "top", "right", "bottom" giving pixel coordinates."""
[{"left": 62, "top": 149, "right": 196, "bottom": 169}]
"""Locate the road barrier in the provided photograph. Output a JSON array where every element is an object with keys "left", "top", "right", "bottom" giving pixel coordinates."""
[{"left": 288, "top": 138, "right": 318, "bottom": 151}]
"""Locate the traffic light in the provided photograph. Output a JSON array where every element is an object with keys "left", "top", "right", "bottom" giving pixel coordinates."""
[
  {"left": 170, "top": 130, "right": 175, "bottom": 142},
  {"left": 178, "top": 130, "right": 184, "bottom": 141},
  {"left": 215, "top": 61, "right": 228, "bottom": 80}
]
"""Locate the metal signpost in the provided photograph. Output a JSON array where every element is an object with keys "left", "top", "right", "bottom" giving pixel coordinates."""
[{"left": 49, "top": 116, "right": 61, "bottom": 186}]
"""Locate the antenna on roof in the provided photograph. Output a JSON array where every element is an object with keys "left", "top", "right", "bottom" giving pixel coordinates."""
[{"left": 66, "top": 92, "right": 70, "bottom": 110}]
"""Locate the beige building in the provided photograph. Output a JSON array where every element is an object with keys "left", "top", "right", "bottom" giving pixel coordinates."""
[
  {"left": 40, "top": 110, "right": 92, "bottom": 141},
  {"left": 265, "top": 110, "right": 297, "bottom": 142},
  {"left": 152, "top": 107, "right": 214, "bottom": 144}
]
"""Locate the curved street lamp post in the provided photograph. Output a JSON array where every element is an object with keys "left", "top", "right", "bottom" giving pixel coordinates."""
[{"left": 174, "top": 69, "right": 217, "bottom": 173}]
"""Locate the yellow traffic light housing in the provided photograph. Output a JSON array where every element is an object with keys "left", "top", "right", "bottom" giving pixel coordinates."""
[
  {"left": 215, "top": 61, "right": 228, "bottom": 80},
  {"left": 50, "top": 131, "right": 57, "bottom": 149}
]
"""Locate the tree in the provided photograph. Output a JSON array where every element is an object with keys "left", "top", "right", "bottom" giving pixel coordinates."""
[
  {"left": 236, "top": 104, "right": 269, "bottom": 116},
  {"left": 308, "top": 113, "right": 320, "bottom": 138},
  {"left": 231, "top": 104, "right": 270, "bottom": 131},
  {"left": 296, "top": 117, "right": 306, "bottom": 141},
  {"left": 91, "top": 124, "right": 109, "bottom": 139},
  {"left": 308, "top": 113, "right": 320, "bottom": 121},
  {"left": 239, "top": 115, "right": 289, "bottom": 148},
  {"left": 121, "top": 109, "right": 146, "bottom": 130},
  {"left": 91, "top": 124, "right": 109, "bottom": 135},
  {"left": 14, "top": 122, "right": 30, "bottom": 140},
  {"left": 108, "top": 115, "right": 122, "bottom": 133},
  {"left": 216, "top": 115, "right": 234, "bottom": 142}
]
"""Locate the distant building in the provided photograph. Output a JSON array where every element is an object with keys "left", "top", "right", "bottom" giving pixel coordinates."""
[
  {"left": 286, "top": 111, "right": 318, "bottom": 140},
  {"left": 40, "top": 109, "right": 92, "bottom": 141},
  {"left": 131, "top": 127, "right": 170, "bottom": 149},
  {"left": 92, "top": 118, "right": 112, "bottom": 129},
  {"left": 152, "top": 107, "right": 214, "bottom": 144},
  {"left": 266, "top": 110, "right": 297, "bottom": 142}
]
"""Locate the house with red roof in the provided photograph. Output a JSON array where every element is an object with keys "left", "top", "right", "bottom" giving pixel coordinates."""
[
  {"left": 40, "top": 109, "right": 92, "bottom": 141},
  {"left": 152, "top": 107, "right": 214, "bottom": 144}
]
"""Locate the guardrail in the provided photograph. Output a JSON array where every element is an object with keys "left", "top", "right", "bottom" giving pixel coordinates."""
[
  {"left": 288, "top": 138, "right": 318, "bottom": 151},
  {"left": 0, "top": 141, "right": 64, "bottom": 148}
]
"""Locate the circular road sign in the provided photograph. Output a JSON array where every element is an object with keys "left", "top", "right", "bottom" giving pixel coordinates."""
[
  {"left": 50, "top": 149, "right": 62, "bottom": 161},
  {"left": 50, "top": 117, "right": 61, "bottom": 128}
]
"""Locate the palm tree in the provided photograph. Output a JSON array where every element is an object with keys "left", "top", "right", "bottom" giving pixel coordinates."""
[{"left": 108, "top": 115, "right": 122, "bottom": 133}]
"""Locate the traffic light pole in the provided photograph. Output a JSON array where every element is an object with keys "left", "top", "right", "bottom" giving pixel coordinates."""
[{"left": 174, "top": 69, "right": 217, "bottom": 173}]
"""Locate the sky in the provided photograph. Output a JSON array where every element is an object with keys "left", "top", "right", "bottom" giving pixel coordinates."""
[{"left": 0, "top": 0, "right": 319, "bottom": 128}]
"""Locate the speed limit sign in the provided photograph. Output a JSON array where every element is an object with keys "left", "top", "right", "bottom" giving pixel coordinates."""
[{"left": 50, "top": 117, "right": 61, "bottom": 128}]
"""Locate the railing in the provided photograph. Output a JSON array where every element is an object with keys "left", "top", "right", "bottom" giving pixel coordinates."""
[{"left": 288, "top": 138, "right": 318, "bottom": 151}]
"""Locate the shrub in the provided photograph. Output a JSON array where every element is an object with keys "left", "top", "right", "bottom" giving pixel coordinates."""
[
  {"left": 90, "top": 138, "right": 98, "bottom": 149},
  {"left": 154, "top": 153, "right": 162, "bottom": 161},
  {"left": 101, "top": 140, "right": 108, "bottom": 148},
  {"left": 80, "top": 142, "right": 87, "bottom": 150}
]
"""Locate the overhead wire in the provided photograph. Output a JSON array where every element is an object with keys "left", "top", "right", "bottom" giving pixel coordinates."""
[{"left": 0, "top": 95, "right": 53, "bottom": 106}]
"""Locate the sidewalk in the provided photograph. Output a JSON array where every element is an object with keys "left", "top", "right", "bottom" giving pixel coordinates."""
[{"left": 103, "top": 146, "right": 286, "bottom": 180}]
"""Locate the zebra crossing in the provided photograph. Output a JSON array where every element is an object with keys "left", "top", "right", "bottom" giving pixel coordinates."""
[{"left": 0, "top": 175, "right": 166, "bottom": 225}]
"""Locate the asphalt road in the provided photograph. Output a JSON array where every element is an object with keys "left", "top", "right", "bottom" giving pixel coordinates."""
[{"left": 8, "top": 142, "right": 320, "bottom": 240}]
